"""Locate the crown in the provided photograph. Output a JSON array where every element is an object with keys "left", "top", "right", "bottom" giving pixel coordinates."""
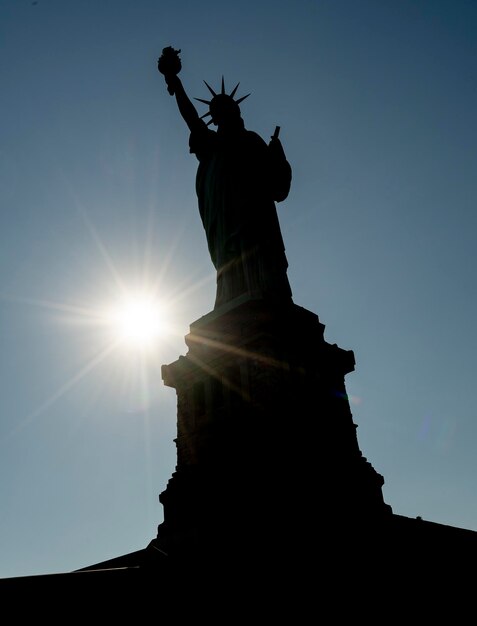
[{"left": 195, "top": 77, "right": 250, "bottom": 126}]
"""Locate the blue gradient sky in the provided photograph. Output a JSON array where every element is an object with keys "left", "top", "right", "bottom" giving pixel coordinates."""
[{"left": 1, "top": 0, "right": 476, "bottom": 578}]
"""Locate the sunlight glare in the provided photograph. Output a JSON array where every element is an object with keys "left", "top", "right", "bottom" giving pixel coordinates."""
[{"left": 110, "top": 293, "right": 168, "bottom": 350}]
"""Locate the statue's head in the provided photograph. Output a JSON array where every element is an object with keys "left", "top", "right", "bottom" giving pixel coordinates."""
[
  {"left": 209, "top": 93, "right": 242, "bottom": 126},
  {"left": 195, "top": 78, "right": 250, "bottom": 128}
]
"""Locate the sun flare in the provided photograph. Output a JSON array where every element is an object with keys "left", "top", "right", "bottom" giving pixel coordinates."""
[{"left": 109, "top": 293, "right": 169, "bottom": 350}]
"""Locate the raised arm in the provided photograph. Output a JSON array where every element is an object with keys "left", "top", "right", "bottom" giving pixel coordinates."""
[
  {"left": 166, "top": 75, "right": 201, "bottom": 132},
  {"left": 158, "top": 47, "right": 200, "bottom": 132}
]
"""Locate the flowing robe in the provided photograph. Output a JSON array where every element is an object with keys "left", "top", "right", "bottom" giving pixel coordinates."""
[{"left": 189, "top": 119, "right": 293, "bottom": 308}]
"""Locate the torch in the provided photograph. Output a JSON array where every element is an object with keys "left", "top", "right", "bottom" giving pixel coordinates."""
[{"left": 158, "top": 46, "right": 182, "bottom": 96}]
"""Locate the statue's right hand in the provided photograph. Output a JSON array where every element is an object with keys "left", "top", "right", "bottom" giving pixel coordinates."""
[{"left": 164, "top": 73, "right": 179, "bottom": 96}]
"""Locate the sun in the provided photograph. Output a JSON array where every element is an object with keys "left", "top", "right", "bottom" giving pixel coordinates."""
[{"left": 108, "top": 292, "right": 169, "bottom": 350}]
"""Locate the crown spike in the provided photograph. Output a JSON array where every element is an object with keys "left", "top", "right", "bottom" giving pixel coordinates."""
[
  {"left": 200, "top": 111, "right": 212, "bottom": 119},
  {"left": 221, "top": 76, "right": 226, "bottom": 95},
  {"left": 203, "top": 80, "right": 216, "bottom": 97},
  {"left": 235, "top": 93, "right": 250, "bottom": 105},
  {"left": 194, "top": 97, "right": 211, "bottom": 105},
  {"left": 230, "top": 82, "right": 240, "bottom": 98},
  {"left": 206, "top": 118, "right": 215, "bottom": 126}
]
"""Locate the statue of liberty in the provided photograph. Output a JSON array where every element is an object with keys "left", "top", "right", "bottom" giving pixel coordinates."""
[{"left": 158, "top": 47, "right": 293, "bottom": 309}]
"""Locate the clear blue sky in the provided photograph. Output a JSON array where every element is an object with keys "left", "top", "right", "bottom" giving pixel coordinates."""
[{"left": 1, "top": 0, "right": 476, "bottom": 578}]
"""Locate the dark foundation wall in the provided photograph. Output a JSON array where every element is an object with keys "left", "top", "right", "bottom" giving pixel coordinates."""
[
  {"left": 0, "top": 513, "right": 475, "bottom": 619},
  {"left": 155, "top": 298, "right": 392, "bottom": 560}
]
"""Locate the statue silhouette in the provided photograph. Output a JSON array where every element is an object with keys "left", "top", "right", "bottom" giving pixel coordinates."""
[{"left": 158, "top": 47, "right": 293, "bottom": 309}]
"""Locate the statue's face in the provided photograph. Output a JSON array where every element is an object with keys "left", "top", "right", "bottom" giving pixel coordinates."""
[{"left": 210, "top": 95, "right": 241, "bottom": 126}]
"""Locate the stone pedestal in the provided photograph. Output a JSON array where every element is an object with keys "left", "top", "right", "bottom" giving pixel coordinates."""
[{"left": 155, "top": 296, "right": 392, "bottom": 563}]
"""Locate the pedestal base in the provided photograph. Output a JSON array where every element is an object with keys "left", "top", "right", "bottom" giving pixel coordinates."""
[{"left": 156, "top": 297, "right": 392, "bottom": 560}]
